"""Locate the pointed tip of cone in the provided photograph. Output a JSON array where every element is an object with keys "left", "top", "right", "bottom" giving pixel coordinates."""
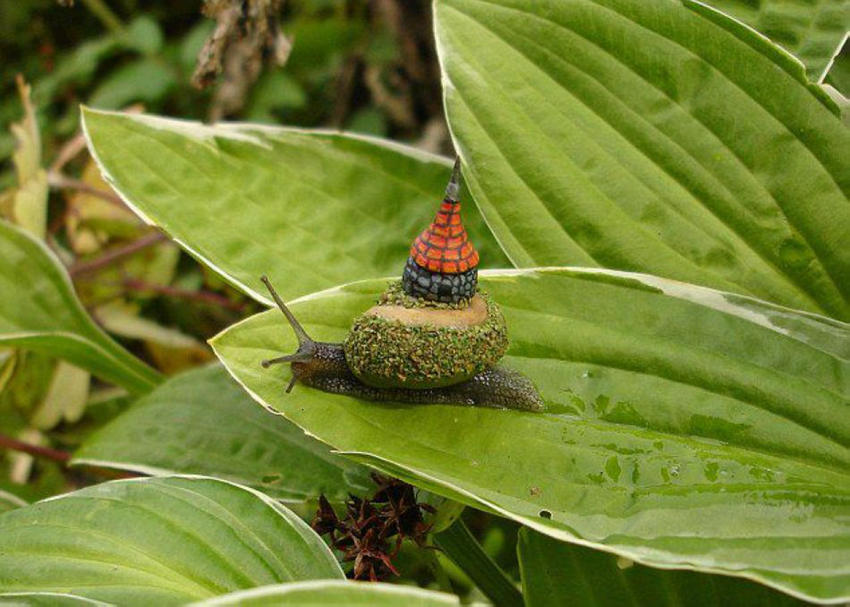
[{"left": 445, "top": 156, "right": 461, "bottom": 201}]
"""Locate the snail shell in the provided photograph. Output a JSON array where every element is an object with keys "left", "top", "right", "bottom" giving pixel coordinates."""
[{"left": 344, "top": 283, "right": 507, "bottom": 389}]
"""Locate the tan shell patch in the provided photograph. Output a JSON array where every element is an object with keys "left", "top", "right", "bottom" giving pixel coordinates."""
[{"left": 362, "top": 294, "right": 488, "bottom": 328}]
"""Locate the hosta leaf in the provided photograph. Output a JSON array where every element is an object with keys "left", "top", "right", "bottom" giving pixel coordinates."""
[
  {"left": 704, "top": 0, "right": 850, "bottom": 80},
  {"left": 211, "top": 269, "right": 850, "bottom": 602},
  {"left": 435, "top": 0, "right": 850, "bottom": 320},
  {"left": 74, "top": 365, "right": 372, "bottom": 502},
  {"left": 81, "top": 108, "right": 510, "bottom": 304},
  {"left": 517, "top": 527, "right": 804, "bottom": 606},
  {"left": 30, "top": 361, "right": 90, "bottom": 430},
  {"left": 189, "top": 581, "right": 460, "bottom": 606},
  {"left": 0, "top": 476, "right": 343, "bottom": 606},
  {"left": 0, "top": 221, "right": 160, "bottom": 394}
]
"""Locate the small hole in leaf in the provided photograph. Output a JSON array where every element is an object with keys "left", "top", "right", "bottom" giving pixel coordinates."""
[
  {"left": 539, "top": 509, "right": 552, "bottom": 519},
  {"left": 262, "top": 474, "right": 282, "bottom": 484}
]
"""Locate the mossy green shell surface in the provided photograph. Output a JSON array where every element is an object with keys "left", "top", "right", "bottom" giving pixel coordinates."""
[{"left": 343, "top": 287, "right": 509, "bottom": 390}]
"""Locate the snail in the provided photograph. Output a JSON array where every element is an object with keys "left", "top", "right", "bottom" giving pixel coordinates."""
[{"left": 261, "top": 159, "right": 543, "bottom": 412}]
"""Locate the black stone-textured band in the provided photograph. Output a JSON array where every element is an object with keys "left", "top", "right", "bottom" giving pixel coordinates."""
[{"left": 401, "top": 256, "right": 478, "bottom": 303}]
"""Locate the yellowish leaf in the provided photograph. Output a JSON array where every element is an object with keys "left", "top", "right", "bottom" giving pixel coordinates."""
[
  {"left": 94, "top": 301, "right": 212, "bottom": 374},
  {"left": 7, "top": 76, "right": 47, "bottom": 239},
  {"left": 12, "top": 171, "right": 48, "bottom": 240},
  {"left": 10, "top": 77, "right": 41, "bottom": 185},
  {"left": 95, "top": 300, "right": 201, "bottom": 349},
  {"left": 31, "top": 361, "right": 91, "bottom": 430},
  {"left": 66, "top": 160, "right": 138, "bottom": 255}
]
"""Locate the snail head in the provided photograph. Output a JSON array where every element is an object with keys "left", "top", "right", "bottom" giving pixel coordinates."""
[{"left": 260, "top": 275, "right": 318, "bottom": 392}]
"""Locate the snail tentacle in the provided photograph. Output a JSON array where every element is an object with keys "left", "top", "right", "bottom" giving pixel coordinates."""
[
  {"left": 261, "top": 274, "right": 313, "bottom": 346},
  {"left": 259, "top": 275, "right": 318, "bottom": 370}
]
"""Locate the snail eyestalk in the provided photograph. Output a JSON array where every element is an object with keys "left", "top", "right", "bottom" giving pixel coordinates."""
[
  {"left": 260, "top": 275, "right": 317, "bottom": 369},
  {"left": 261, "top": 353, "right": 305, "bottom": 368},
  {"left": 261, "top": 275, "right": 312, "bottom": 345}
]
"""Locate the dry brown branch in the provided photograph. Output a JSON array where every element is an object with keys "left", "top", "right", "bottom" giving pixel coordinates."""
[
  {"left": 193, "top": 0, "right": 293, "bottom": 121},
  {"left": 47, "top": 171, "right": 124, "bottom": 207}
]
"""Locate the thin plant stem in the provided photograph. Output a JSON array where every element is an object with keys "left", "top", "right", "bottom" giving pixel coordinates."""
[
  {"left": 0, "top": 433, "right": 70, "bottom": 464},
  {"left": 47, "top": 171, "right": 124, "bottom": 208},
  {"left": 69, "top": 231, "right": 166, "bottom": 277},
  {"left": 122, "top": 278, "right": 246, "bottom": 311},
  {"left": 433, "top": 518, "right": 523, "bottom": 607},
  {"left": 79, "top": 0, "right": 125, "bottom": 34},
  {"left": 0, "top": 432, "right": 142, "bottom": 480},
  {"left": 49, "top": 134, "right": 88, "bottom": 173}
]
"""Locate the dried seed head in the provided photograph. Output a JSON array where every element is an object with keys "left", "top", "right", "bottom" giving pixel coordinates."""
[{"left": 311, "top": 474, "right": 434, "bottom": 581}]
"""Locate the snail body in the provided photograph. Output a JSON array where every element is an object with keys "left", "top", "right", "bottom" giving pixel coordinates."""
[{"left": 261, "top": 159, "right": 543, "bottom": 412}]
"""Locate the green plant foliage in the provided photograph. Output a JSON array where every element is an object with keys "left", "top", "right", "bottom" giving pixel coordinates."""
[
  {"left": 0, "top": 221, "right": 160, "bottom": 394},
  {"left": 705, "top": 0, "right": 850, "bottom": 80},
  {"left": 517, "top": 527, "right": 804, "bottom": 606},
  {"left": 435, "top": 0, "right": 850, "bottom": 321},
  {"left": 245, "top": 71, "right": 308, "bottom": 124},
  {"left": 211, "top": 269, "right": 850, "bottom": 603},
  {"left": 433, "top": 519, "right": 522, "bottom": 607},
  {"left": 19, "top": 1, "right": 844, "bottom": 603},
  {"left": 121, "top": 16, "right": 165, "bottom": 56},
  {"left": 88, "top": 59, "right": 177, "bottom": 110},
  {"left": 81, "top": 108, "right": 510, "bottom": 304},
  {"left": 187, "top": 581, "right": 460, "bottom": 606},
  {"left": 74, "top": 364, "right": 372, "bottom": 502},
  {"left": 0, "top": 476, "right": 343, "bottom": 606}
]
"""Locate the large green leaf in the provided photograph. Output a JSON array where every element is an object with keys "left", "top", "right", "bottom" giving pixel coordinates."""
[
  {"left": 517, "top": 527, "right": 804, "bottom": 606},
  {"left": 73, "top": 364, "right": 372, "bottom": 502},
  {"left": 0, "top": 476, "right": 342, "bottom": 606},
  {"left": 211, "top": 269, "right": 850, "bottom": 603},
  {"left": 704, "top": 0, "right": 849, "bottom": 80},
  {"left": 0, "top": 221, "right": 160, "bottom": 394},
  {"left": 81, "top": 108, "right": 510, "bottom": 304},
  {"left": 436, "top": 0, "right": 850, "bottom": 321},
  {"left": 189, "top": 581, "right": 460, "bottom": 606}
]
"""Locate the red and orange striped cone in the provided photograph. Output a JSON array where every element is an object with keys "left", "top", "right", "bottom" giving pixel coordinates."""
[{"left": 402, "top": 158, "right": 479, "bottom": 303}]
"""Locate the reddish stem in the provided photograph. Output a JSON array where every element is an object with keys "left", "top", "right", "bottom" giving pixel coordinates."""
[
  {"left": 0, "top": 433, "right": 70, "bottom": 464},
  {"left": 122, "top": 278, "right": 246, "bottom": 311},
  {"left": 47, "top": 171, "right": 124, "bottom": 208},
  {"left": 69, "top": 231, "right": 167, "bottom": 277},
  {"left": 49, "top": 133, "right": 88, "bottom": 173},
  {"left": 0, "top": 432, "right": 142, "bottom": 480}
]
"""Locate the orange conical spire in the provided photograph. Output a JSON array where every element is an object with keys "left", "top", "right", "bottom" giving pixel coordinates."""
[{"left": 401, "top": 158, "right": 479, "bottom": 303}]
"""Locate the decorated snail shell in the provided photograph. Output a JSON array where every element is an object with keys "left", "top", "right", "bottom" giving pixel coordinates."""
[{"left": 261, "top": 159, "right": 543, "bottom": 412}]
